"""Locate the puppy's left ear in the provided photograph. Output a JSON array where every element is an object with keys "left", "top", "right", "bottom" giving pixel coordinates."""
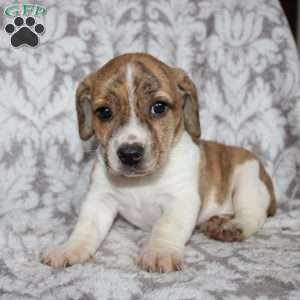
[{"left": 173, "top": 68, "right": 201, "bottom": 141}]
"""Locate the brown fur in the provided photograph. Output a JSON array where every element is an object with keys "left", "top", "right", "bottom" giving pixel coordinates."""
[
  {"left": 259, "top": 162, "right": 277, "bottom": 216},
  {"left": 200, "top": 140, "right": 276, "bottom": 219},
  {"left": 173, "top": 68, "right": 201, "bottom": 142},
  {"left": 202, "top": 215, "right": 245, "bottom": 241},
  {"left": 76, "top": 53, "right": 199, "bottom": 171},
  {"left": 76, "top": 73, "right": 95, "bottom": 140}
]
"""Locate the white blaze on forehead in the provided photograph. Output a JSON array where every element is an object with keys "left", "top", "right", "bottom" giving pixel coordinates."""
[
  {"left": 127, "top": 63, "right": 135, "bottom": 104},
  {"left": 125, "top": 63, "right": 139, "bottom": 137},
  {"left": 106, "top": 63, "right": 153, "bottom": 172},
  {"left": 112, "top": 63, "right": 150, "bottom": 145}
]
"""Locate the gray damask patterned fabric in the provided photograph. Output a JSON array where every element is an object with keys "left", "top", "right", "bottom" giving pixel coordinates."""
[{"left": 0, "top": 0, "right": 300, "bottom": 299}]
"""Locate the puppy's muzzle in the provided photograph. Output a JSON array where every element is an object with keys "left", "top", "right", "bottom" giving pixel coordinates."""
[{"left": 117, "top": 143, "right": 144, "bottom": 166}]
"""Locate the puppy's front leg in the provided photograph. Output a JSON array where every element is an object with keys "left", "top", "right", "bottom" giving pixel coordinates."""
[
  {"left": 138, "top": 191, "right": 200, "bottom": 273},
  {"left": 41, "top": 181, "right": 117, "bottom": 268}
]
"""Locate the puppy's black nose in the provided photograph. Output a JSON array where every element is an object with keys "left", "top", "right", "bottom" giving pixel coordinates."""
[{"left": 117, "top": 143, "right": 144, "bottom": 166}]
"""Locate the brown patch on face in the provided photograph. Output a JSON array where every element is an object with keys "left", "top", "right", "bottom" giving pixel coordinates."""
[
  {"left": 199, "top": 141, "right": 276, "bottom": 217},
  {"left": 129, "top": 59, "right": 183, "bottom": 168},
  {"left": 76, "top": 53, "right": 200, "bottom": 175},
  {"left": 92, "top": 70, "right": 128, "bottom": 147}
]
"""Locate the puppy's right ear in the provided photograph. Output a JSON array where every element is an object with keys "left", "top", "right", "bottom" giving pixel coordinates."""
[{"left": 76, "top": 73, "right": 94, "bottom": 140}]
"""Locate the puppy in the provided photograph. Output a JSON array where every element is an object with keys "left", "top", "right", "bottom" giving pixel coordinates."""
[{"left": 41, "top": 53, "right": 276, "bottom": 273}]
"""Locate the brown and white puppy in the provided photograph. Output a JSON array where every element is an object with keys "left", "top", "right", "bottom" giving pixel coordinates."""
[{"left": 41, "top": 53, "right": 276, "bottom": 273}]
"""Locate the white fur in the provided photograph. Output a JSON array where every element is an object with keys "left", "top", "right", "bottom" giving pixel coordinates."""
[
  {"left": 197, "top": 159, "right": 270, "bottom": 238},
  {"left": 42, "top": 132, "right": 200, "bottom": 266},
  {"left": 231, "top": 160, "right": 270, "bottom": 237},
  {"left": 109, "top": 131, "right": 201, "bottom": 233},
  {"left": 127, "top": 63, "right": 135, "bottom": 102},
  {"left": 198, "top": 189, "right": 233, "bottom": 224},
  {"left": 41, "top": 182, "right": 118, "bottom": 267}
]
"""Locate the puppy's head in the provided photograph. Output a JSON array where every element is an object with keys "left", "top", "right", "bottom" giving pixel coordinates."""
[{"left": 76, "top": 53, "right": 200, "bottom": 177}]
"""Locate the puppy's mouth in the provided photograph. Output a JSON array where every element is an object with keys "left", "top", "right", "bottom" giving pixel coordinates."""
[
  {"left": 107, "top": 162, "right": 157, "bottom": 178},
  {"left": 119, "top": 167, "right": 151, "bottom": 178},
  {"left": 104, "top": 155, "right": 158, "bottom": 178}
]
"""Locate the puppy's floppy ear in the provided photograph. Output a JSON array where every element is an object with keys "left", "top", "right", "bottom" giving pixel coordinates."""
[
  {"left": 76, "top": 73, "right": 94, "bottom": 140},
  {"left": 173, "top": 68, "right": 201, "bottom": 141}
]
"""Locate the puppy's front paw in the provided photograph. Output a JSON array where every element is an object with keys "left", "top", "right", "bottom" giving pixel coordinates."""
[
  {"left": 41, "top": 244, "right": 90, "bottom": 268},
  {"left": 137, "top": 246, "right": 183, "bottom": 273}
]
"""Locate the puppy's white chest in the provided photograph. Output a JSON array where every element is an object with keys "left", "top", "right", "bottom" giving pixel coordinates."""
[
  {"left": 95, "top": 132, "right": 200, "bottom": 231},
  {"left": 117, "top": 189, "right": 166, "bottom": 231}
]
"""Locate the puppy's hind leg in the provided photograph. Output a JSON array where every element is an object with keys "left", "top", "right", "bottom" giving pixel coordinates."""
[{"left": 203, "top": 160, "right": 272, "bottom": 241}]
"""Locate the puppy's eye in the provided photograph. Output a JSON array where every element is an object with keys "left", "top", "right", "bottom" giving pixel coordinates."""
[
  {"left": 96, "top": 107, "right": 113, "bottom": 121},
  {"left": 150, "top": 101, "right": 169, "bottom": 118}
]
